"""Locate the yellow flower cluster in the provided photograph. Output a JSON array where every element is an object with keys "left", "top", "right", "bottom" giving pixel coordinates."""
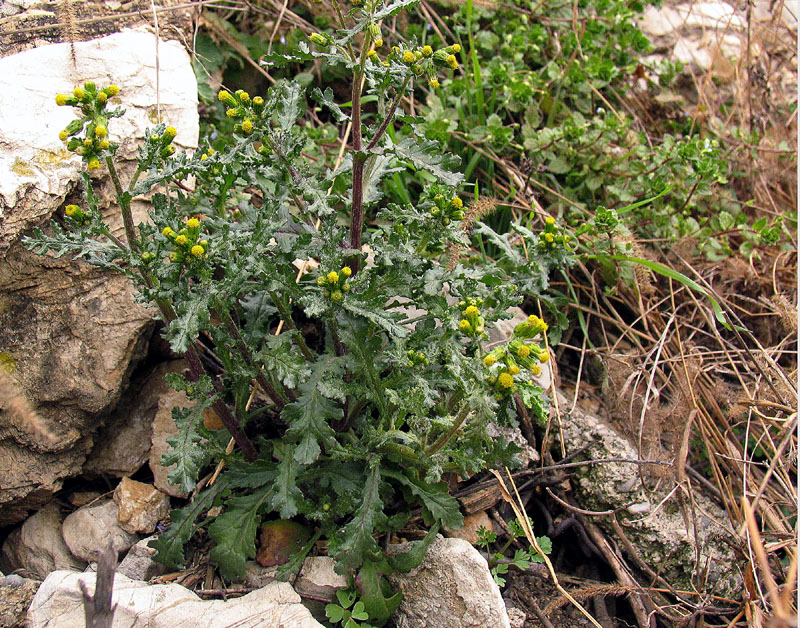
[
  {"left": 162, "top": 216, "right": 208, "bottom": 264},
  {"left": 218, "top": 89, "right": 266, "bottom": 137},
  {"left": 317, "top": 266, "right": 352, "bottom": 302},
  {"left": 456, "top": 298, "right": 485, "bottom": 338},
  {"left": 55, "top": 83, "right": 122, "bottom": 170}
]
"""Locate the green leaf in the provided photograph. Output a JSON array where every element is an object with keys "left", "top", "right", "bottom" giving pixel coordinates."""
[
  {"left": 390, "top": 137, "right": 464, "bottom": 187},
  {"left": 149, "top": 483, "right": 226, "bottom": 569},
  {"left": 387, "top": 523, "right": 440, "bottom": 573},
  {"left": 272, "top": 80, "right": 304, "bottom": 131},
  {"left": 342, "top": 300, "right": 409, "bottom": 338},
  {"left": 269, "top": 442, "right": 304, "bottom": 518},
  {"left": 326, "top": 604, "right": 347, "bottom": 623},
  {"left": 333, "top": 461, "right": 388, "bottom": 574},
  {"left": 208, "top": 486, "right": 272, "bottom": 580},
  {"left": 547, "top": 156, "right": 571, "bottom": 174},
  {"left": 168, "top": 289, "right": 212, "bottom": 354},
  {"left": 382, "top": 469, "right": 463, "bottom": 529},
  {"left": 162, "top": 406, "right": 212, "bottom": 494},
  {"left": 311, "top": 87, "right": 350, "bottom": 122},
  {"left": 282, "top": 356, "right": 343, "bottom": 464}
]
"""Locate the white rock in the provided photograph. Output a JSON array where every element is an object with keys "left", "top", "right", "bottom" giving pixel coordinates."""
[
  {"left": 507, "top": 607, "right": 527, "bottom": 628},
  {"left": 116, "top": 537, "right": 167, "bottom": 581},
  {"left": 388, "top": 535, "right": 511, "bottom": 628},
  {"left": 113, "top": 477, "right": 170, "bottom": 535},
  {"left": 0, "top": 502, "right": 85, "bottom": 580},
  {"left": 61, "top": 499, "right": 138, "bottom": 562},
  {"left": 27, "top": 571, "right": 324, "bottom": 628},
  {"left": 0, "top": 27, "right": 197, "bottom": 249}
]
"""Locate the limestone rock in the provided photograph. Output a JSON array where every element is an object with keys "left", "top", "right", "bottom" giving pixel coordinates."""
[
  {"left": 558, "top": 391, "right": 741, "bottom": 597},
  {"left": 82, "top": 363, "right": 168, "bottom": 477},
  {"left": 113, "top": 478, "right": 170, "bottom": 535},
  {"left": 0, "top": 28, "right": 199, "bottom": 526},
  {"left": 61, "top": 499, "right": 138, "bottom": 562},
  {"left": 388, "top": 535, "right": 511, "bottom": 628},
  {"left": 27, "top": 571, "right": 325, "bottom": 628},
  {"left": 147, "top": 361, "right": 192, "bottom": 498},
  {"left": 116, "top": 537, "right": 167, "bottom": 581},
  {"left": 507, "top": 607, "right": 526, "bottom": 628},
  {"left": 0, "top": 502, "right": 85, "bottom": 580}
]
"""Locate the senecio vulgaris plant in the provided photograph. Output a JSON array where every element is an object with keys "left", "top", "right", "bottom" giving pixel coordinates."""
[{"left": 27, "top": 1, "right": 553, "bottom": 623}]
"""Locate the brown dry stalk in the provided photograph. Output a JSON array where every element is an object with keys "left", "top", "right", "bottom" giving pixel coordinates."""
[
  {"left": 543, "top": 584, "right": 631, "bottom": 614},
  {"left": 0, "top": 369, "right": 59, "bottom": 448}
]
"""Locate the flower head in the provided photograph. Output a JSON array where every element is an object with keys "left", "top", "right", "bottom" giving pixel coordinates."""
[
  {"left": 327, "top": 271, "right": 339, "bottom": 284},
  {"left": 483, "top": 354, "right": 496, "bottom": 367},
  {"left": 73, "top": 87, "right": 84, "bottom": 99},
  {"left": 517, "top": 344, "right": 531, "bottom": 358},
  {"left": 87, "top": 158, "right": 101, "bottom": 170},
  {"left": 402, "top": 50, "right": 416, "bottom": 64},
  {"left": 241, "top": 119, "right": 253, "bottom": 134},
  {"left": 162, "top": 227, "right": 175, "bottom": 238},
  {"left": 428, "top": 79, "right": 440, "bottom": 89},
  {"left": 105, "top": 85, "right": 120, "bottom": 96},
  {"left": 97, "top": 91, "right": 107, "bottom": 104},
  {"left": 459, "top": 319, "right": 471, "bottom": 331},
  {"left": 340, "top": 266, "right": 352, "bottom": 277},
  {"left": 55, "top": 94, "right": 68, "bottom": 106},
  {"left": 65, "top": 205, "right": 79, "bottom": 217},
  {"left": 421, "top": 45, "right": 433, "bottom": 57},
  {"left": 94, "top": 125, "right": 107, "bottom": 138},
  {"left": 98, "top": 140, "right": 110, "bottom": 149},
  {"left": 186, "top": 218, "right": 200, "bottom": 229},
  {"left": 190, "top": 245, "right": 205, "bottom": 257},
  {"left": 58, "top": 130, "right": 69, "bottom": 141},
  {"left": 497, "top": 372, "right": 514, "bottom": 388},
  {"left": 464, "top": 305, "right": 479, "bottom": 316}
]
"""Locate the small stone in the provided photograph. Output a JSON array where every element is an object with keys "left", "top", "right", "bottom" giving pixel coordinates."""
[
  {"left": 244, "top": 561, "right": 278, "bottom": 589},
  {"left": 295, "top": 557, "right": 347, "bottom": 602},
  {"left": 113, "top": 477, "right": 170, "bottom": 535},
  {"left": 507, "top": 607, "right": 526, "bottom": 628},
  {"left": 0, "top": 575, "right": 38, "bottom": 628},
  {"left": 116, "top": 536, "right": 167, "bottom": 581},
  {"left": 67, "top": 491, "right": 102, "bottom": 508},
  {"left": 447, "top": 511, "right": 493, "bottom": 546},
  {"left": 62, "top": 499, "right": 138, "bottom": 562},
  {"left": 256, "top": 520, "right": 311, "bottom": 568},
  {"left": 0, "top": 503, "right": 85, "bottom": 580},
  {"left": 3, "top": 574, "right": 24, "bottom": 588}
]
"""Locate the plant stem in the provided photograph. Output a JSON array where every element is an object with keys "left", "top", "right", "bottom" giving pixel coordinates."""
[
  {"left": 219, "top": 309, "right": 288, "bottom": 409},
  {"left": 105, "top": 156, "right": 138, "bottom": 253},
  {"left": 183, "top": 344, "right": 258, "bottom": 461},
  {"left": 269, "top": 291, "right": 315, "bottom": 361},
  {"left": 425, "top": 403, "right": 471, "bottom": 456},
  {"left": 365, "top": 75, "right": 411, "bottom": 152},
  {"left": 348, "top": 65, "right": 366, "bottom": 268}
]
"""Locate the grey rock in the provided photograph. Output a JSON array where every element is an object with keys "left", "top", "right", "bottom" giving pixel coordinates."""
[
  {"left": 507, "top": 607, "right": 526, "bottom": 628},
  {"left": 558, "top": 391, "right": 741, "bottom": 597},
  {"left": 3, "top": 574, "right": 25, "bottom": 588},
  {"left": 0, "top": 503, "right": 85, "bottom": 580},
  {"left": 388, "top": 535, "right": 511, "bottom": 628},
  {"left": 244, "top": 561, "right": 279, "bottom": 589},
  {"left": 0, "top": 28, "right": 199, "bottom": 526},
  {"left": 61, "top": 499, "right": 138, "bottom": 562},
  {"left": 116, "top": 537, "right": 167, "bottom": 581},
  {"left": 27, "top": 571, "right": 325, "bottom": 628},
  {"left": 113, "top": 477, "right": 170, "bottom": 535}
]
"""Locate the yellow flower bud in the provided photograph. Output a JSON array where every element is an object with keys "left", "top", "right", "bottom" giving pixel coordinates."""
[
  {"left": 73, "top": 87, "right": 84, "bottom": 99},
  {"left": 253, "top": 96, "right": 264, "bottom": 106},
  {"left": 327, "top": 271, "right": 339, "bottom": 284},
  {"left": 428, "top": 79, "right": 440, "bottom": 89},
  {"left": 459, "top": 319, "right": 471, "bottom": 331},
  {"left": 464, "top": 305, "right": 478, "bottom": 316},
  {"left": 241, "top": 119, "right": 253, "bottom": 134},
  {"left": 58, "top": 130, "right": 68, "bottom": 141},
  {"left": 451, "top": 196, "right": 463, "bottom": 208},
  {"left": 97, "top": 91, "right": 107, "bottom": 104},
  {"left": 531, "top": 365, "right": 541, "bottom": 375},
  {"left": 317, "top": 276, "right": 326, "bottom": 286},
  {"left": 94, "top": 125, "right": 107, "bottom": 138},
  {"left": 402, "top": 50, "right": 416, "bottom": 64},
  {"left": 169, "top": 251, "right": 181, "bottom": 263},
  {"left": 374, "top": 39, "right": 383, "bottom": 48},
  {"left": 190, "top": 245, "right": 205, "bottom": 257},
  {"left": 545, "top": 216, "right": 555, "bottom": 225},
  {"left": 340, "top": 266, "right": 352, "bottom": 277},
  {"left": 87, "top": 158, "right": 101, "bottom": 170},
  {"left": 539, "top": 351, "right": 549, "bottom": 363},
  {"left": 331, "top": 290, "right": 343, "bottom": 302},
  {"left": 98, "top": 140, "right": 110, "bottom": 149},
  {"left": 446, "top": 54, "right": 458, "bottom": 70},
  {"left": 483, "top": 354, "right": 496, "bottom": 367},
  {"left": 55, "top": 94, "right": 68, "bottom": 106},
  {"left": 164, "top": 126, "right": 177, "bottom": 139},
  {"left": 105, "top": 85, "right": 120, "bottom": 96},
  {"left": 200, "top": 153, "right": 208, "bottom": 161},
  {"left": 162, "top": 227, "right": 174, "bottom": 237},
  {"left": 186, "top": 218, "right": 200, "bottom": 229},
  {"left": 84, "top": 138, "right": 93, "bottom": 147},
  {"left": 65, "top": 205, "right": 79, "bottom": 217},
  {"left": 421, "top": 45, "right": 433, "bottom": 57},
  {"left": 175, "top": 235, "right": 187, "bottom": 246},
  {"left": 509, "top": 364, "right": 521, "bottom": 375},
  {"left": 517, "top": 345, "right": 531, "bottom": 358},
  {"left": 451, "top": 44, "right": 461, "bottom": 53}
]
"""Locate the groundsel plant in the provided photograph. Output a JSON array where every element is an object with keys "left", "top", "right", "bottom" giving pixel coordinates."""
[{"left": 26, "top": 0, "right": 552, "bottom": 622}]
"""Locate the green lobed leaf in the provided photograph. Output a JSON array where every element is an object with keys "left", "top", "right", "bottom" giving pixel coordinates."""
[
  {"left": 333, "top": 460, "right": 388, "bottom": 574},
  {"left": 208, "top": 486, "right": 272, "bottom": 580},
  {"left": 162, "top": 406, "right": 212, "bottom": 494},
  {"left": 268, "top": 442, "right": 304, "bottom": 518},
  {"left": 382, "top": 469, "right": 463, "bottom": 530},
  {"left": 282, "top": 356, "right": 343, "bottom": 464},
  {"left": 390, "top": 137, "right": 464, "bottom": 187},
  {"left": 311, "top": 86, "right": 350, "bottom": 122}
]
